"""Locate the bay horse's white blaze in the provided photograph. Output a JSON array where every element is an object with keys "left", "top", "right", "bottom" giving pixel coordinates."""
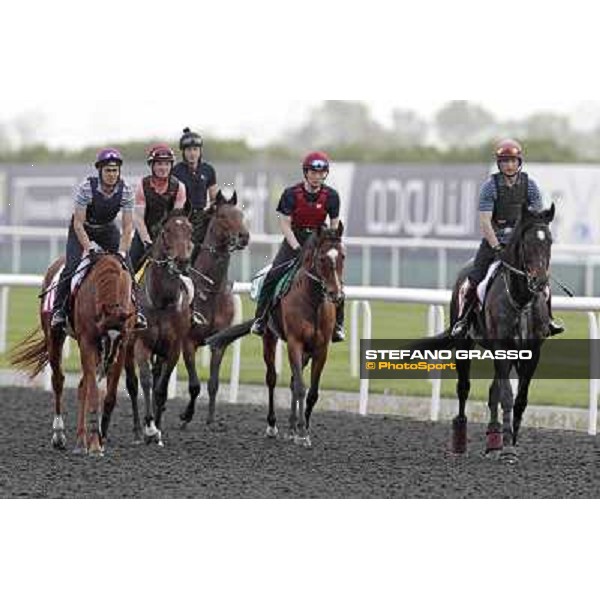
[
  {"left": 536, "top": 229, "right": 546, "bottom": 241},
  {"left": 326, "top": 248, "right": 341, "bottom": 291}
]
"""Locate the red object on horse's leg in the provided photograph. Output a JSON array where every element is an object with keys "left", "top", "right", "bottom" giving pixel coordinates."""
[
  {"left": 451, "top": 416, "right": 468, "bottom": 454},
  {"left": 486, "top": 425, "right": 504, "bottom": 453}
]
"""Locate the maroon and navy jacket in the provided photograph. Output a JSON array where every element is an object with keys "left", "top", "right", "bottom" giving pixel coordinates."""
[{"left": 276, "top": 183, "right": 340, "bottom": 229}]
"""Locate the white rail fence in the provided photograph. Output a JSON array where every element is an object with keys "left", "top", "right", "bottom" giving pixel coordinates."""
[
  {"left": 3, "top": 226, "right": 600, "bottom": 292},
  {"left": 1, "top": 275, "right": 600, "bottom": 435}
]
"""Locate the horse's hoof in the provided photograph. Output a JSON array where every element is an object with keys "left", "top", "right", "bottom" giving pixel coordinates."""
[
  {"left": 265, "top": 425, "right": 279, "bottom": 439},
  {"left": 72, "top": 444, "right": 87, "bottom": 456},
  {"left": 51, "top": 433, "right": 67, "bottom": 450},
  {"left": 179, "top": 420, "right": 189, "bottom": 430},
  {"left": 501, "top": 447, "right": 519, "bottom": 465},
  {"left": 179, "top": 411, "right": 193, "bottom": 426},
  {"left": 283, "top": 431, "right": 296, "bottom": 442},
  {"left": 294, "top": 435, "right": 312, "bottom": 448},
  {"left": 486, "top": 431, "right": 504, "bottom": 454},
  {"left": 88, "top": 446, "right": 104, "bottom": 458}
]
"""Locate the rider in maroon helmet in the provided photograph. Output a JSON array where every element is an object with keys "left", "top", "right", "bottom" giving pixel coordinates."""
[
  {"left": 452, "top": 139, "right": 564, "bottom": 337},
  {"left": 251, "top": 151, "right": 345, "bottom": 342}
]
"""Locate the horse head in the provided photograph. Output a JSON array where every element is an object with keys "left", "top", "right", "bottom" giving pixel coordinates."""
[
  {"left": 302, "top": 222, "right": 345, "bottom": 304},
  {"left": 504, "top": 203, "right": 555, "bottom": 293},
  {"left": 203, "top": 189, "right": 250, "bottom": 254},
  {"left": 155, "top": 209, "right": 194, "bottom": 274}
]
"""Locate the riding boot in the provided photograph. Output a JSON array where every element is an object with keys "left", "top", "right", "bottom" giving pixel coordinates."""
[
  {"left": 132, "top": 283, "right": 148, "bottom": 330},
  {"left": 50, "top": 277, "right": 71, "bottom": 330},
  {"left": 547, "top": 295, "right": 565, "bottom": 336},
  {"left": 332, "top": 300, "right": 345, "bottom": 343},
  {"left": 251, "top": 293, "right": 270, "bottom": 336},
  {"left": 451, "top": 279, "right": 478, "bottom": 338}
]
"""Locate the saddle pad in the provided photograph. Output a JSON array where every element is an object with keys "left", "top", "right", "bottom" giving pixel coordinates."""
[
  {"left": 273, "top": 261, "right": 300, "bottom": 300},
  {"left": 477, "top": 261, "right": 501, "bottom": 305},
  {"left": 250, "top": 263, "right": 272, "bottom": 302},
  {"left": 42, "top": 266, "right": 64, "bottom": 314},
  {"left": 180, "top": 275, "right": 195, "bottom": 304}
]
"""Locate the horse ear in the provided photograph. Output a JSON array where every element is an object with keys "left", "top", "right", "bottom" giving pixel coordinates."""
[
  {"left": 229, "top": 190, "right": 238, "bottom": 206},
  {"left": 215, "top": 189, "right": 225, "bottom": 205},
  {"left": 545, "top": 203, "right": 556, "bottom": 223},
  {"left": 336, "top": 221, "right": 344, "bottom": 238},
  {"left": 521, "top": 202, "right": 531, "bottom": 221}
]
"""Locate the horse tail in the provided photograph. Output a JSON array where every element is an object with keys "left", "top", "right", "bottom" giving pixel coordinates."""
[
  {"left": 9, "top": 327, "right": 49, "bottom": 379},
  {"left": 408, "top": 329, "right": 458, "bottom": 353},
  {"left": 206, "top": 319, "right": 254, "bottom": 350}
]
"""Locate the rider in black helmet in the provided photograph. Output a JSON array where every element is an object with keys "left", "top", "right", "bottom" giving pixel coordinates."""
[{"left": 172, "top": 128, "right": 219, "bottom": 264}]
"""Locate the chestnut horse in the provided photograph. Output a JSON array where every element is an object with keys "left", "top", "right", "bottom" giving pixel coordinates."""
[
  {"left": 207, "top": 223, "right": 345, "bottom": 447},
  {"left": 178, "top": 190, "right": 249, "bottom": 427},
  {"left": 124, "top": 210, "right": 194, "bottom": 445},
  {"left": 11, "top": 252, "right": 134, "bottom": 456}
]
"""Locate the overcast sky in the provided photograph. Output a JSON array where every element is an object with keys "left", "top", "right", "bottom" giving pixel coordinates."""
[{"left": 2, "top": 1, "right": 598, "bottom": 148}]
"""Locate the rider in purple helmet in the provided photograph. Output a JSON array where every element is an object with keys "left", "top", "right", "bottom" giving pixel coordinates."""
[{"left": 50, "top": 147, "right": 147, "bottom": 330}]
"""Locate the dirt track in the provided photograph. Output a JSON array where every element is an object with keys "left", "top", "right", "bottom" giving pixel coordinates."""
[{"left": 0, "top": 386, "right": 597, "bottom": 498}]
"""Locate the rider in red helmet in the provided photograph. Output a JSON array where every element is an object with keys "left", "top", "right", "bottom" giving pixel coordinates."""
[
  {"left": 130, "top": 144, "right": 186, "bottom": 270},
  {"left": 50, "top": 148, "right": 147, "bottom": 330},
  {"left": 130, "top": 144, "right": 205, "bottom": 327},
  {"left": 451, "top": 139, "right": 564, "bottom": 337},
  {"left": 250, "top": 151, "right": 345, "bottom": 342}
]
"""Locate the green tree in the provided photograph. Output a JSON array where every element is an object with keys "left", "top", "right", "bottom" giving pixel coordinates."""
[{"left": 435, "top": 101, "right": 497, "bottom": 147}]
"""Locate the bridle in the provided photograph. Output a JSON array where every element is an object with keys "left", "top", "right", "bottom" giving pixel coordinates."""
[{"left": 302, "top": 237, "right": 344, "bottom": 305}]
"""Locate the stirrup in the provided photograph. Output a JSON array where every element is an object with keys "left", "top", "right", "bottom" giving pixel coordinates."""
[
  {"left": 134, "top": 313, "right": 148, "bottom": 330},
  {"left": 251, "top": 317, "right": 265, "bottom": 336},
  {"left": 548, "top": 318, "right": 565, "bottom": 336},
  {"left": 332, "top": 326, "right": 345, "bottom": 343},
  {"left": 191, "top": 311, "right": 207, "bottom": 326},
  {"left": 451, "top": 318, "right": 469, "bottom": 338},
  {"left": 50, "top": 310, "right": 67, "bottom": 330}
]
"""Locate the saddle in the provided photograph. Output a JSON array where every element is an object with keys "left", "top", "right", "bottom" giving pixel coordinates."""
[{"left": 251, "top": 259, "right": 300, "bottom": 307}]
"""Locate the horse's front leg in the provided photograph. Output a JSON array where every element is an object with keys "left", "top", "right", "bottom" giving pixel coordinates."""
[
  {"left": 263, "top": 329, "right": 279, "bottom": 438},
  {"left": 80, "top": 338, "right": 103, "bottom": 457},
  {"left": 206, "top": 345, "right": 228, "bottom": 426},
  {"left": 306, "top": 346, "right": 327, "bottom": 433},
  {"left": 513, "top": 347, "right": 541, "bottom": 446},
  {"left": 124, "top": 340, "right": 142, "bottom": 443},
  {"left": 48, "top": 330, "right": 67, "bottom": 450},
  {"left": 101, "top": 342, "right": 125, "bottom": 447},
  {"left": 288, "top": 339, "right": 310, "bottom": 448},
  {"left": 179, "top": 338, "right": 201, "bottom": 427},
  {"left": 136, "top": 344, "right": 159, "bottom": 444},
  {"left": 154, "top": 348, "right": 180, "bottom": 438}
]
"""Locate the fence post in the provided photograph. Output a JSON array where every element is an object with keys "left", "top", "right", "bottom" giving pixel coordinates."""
[
  {"left": 0, "top": 286, "right": 9, "bottom": 354},
  {"left": 358, "top": 301, "right": 372, "bottom": 416},
  {"left": 229, "top": 294, "right": 243, "bottom": 404},
  {"left": 588, "top": 312, "right": 598, "bottom": 436},
  {"left": 427, "top": 305, "right": 445, "bottom": 422}
]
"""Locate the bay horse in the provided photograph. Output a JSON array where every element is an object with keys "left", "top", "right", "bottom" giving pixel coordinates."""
[
  {"left": 178, "top": 189, "right": 250, "bottom": 427},
  {"left": 413, "top": 204, "right": 556, "bottom": 463},
  {"left": 207, "top": 223, "right": 345, "bottom": 448},
  {"left": 123, "top": 210, "right": 194, "bottom": 445},
  {"left": 10, "top": 252, "right": 134, "bottom": 456}
]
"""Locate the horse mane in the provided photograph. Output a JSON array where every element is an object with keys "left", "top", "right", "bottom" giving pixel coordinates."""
[{"left": 502, "top": 209, "right": 550, "bottom": 266}]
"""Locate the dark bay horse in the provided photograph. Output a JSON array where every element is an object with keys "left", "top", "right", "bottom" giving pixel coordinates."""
[
  {"left": 413, "top": 204, "right": 556, "bottom": 463},
  {"left": 124, "top": 210, "right": 194, "bottom": 445},
  {"left": 178, "top": 189, "right": 249, "bottom": 427},
  {"left": 11, "top": 252, "right": 134, "bottom": 456},
  {"left": 207, "top": 223, "right": 345, "bottom": 447}
]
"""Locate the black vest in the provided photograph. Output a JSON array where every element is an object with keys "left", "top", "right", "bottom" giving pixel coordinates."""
[
  {"left": 173, "top": 162, "right": 208, "bottom": 210},
  {"left": 492, "top": 173, "right": 529, "bottom": 226},
  {"left": 85, "top": 177, "right": 124, "bottom": 226},
  {"left": 142, "top": 176, "right": 180, "bottom": 240}
]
